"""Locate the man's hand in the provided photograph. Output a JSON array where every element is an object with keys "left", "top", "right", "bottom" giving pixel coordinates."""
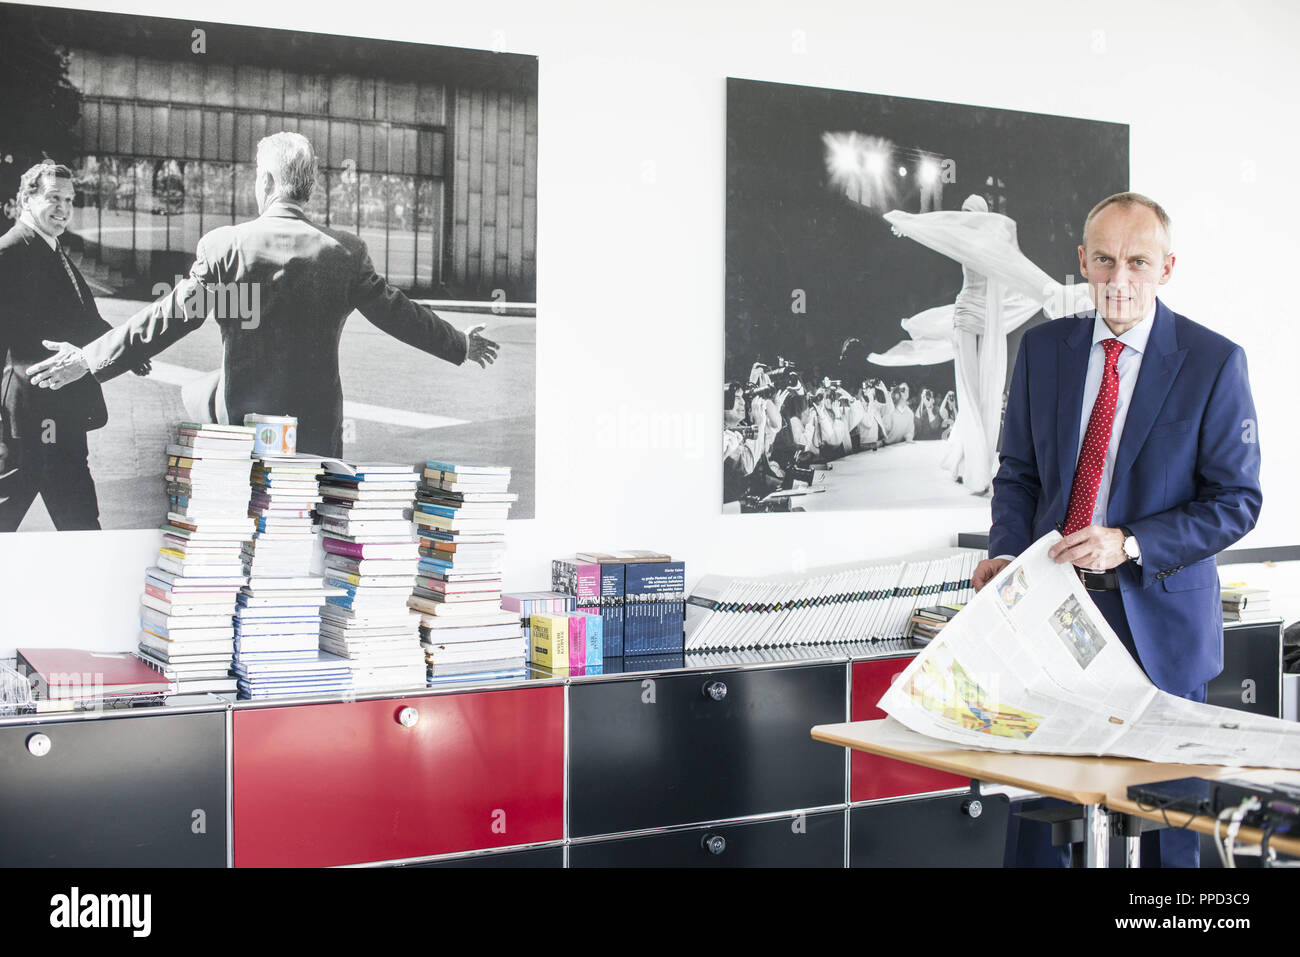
[
  {"left": 971, "top": 557, "right": 1010, "bottom": 592},
  {"left": 27, "top": 340, "right": 90, "bottom": 390},
  {"left": 465, "top": 323, "right": 499, "bottom": 368},
  {"left": 1048, "top": 525, "right": 1126, "bottom": 569},
  {"left": 132, "top": 358, "right": 152, "bottom": 377}
]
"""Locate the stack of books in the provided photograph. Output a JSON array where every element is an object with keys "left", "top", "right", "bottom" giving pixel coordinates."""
[
  {"left": 1222, "top": 586, "right": 1272, "bottom": 622},
  {"left": 232, "top": 448, "right": 351, "bottom": 699},
  {"left": 136, "top": 423, "right": 258, "bottom": 695},
  {"left": 244, "top": 453, "right": 325, "bottom": 578},
  {"left": 908, "top": 604, "right": 964, "bottom": 645},
  {"left": 411, "top": 461, "right": 526, "bottom": 683},
  {"left": 317, "top": 463, "right": 426, "bottom": 692}
]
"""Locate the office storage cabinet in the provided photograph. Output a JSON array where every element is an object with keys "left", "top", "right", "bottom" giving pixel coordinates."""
[
  {"left": 851, "top": 658, "right": 969, "bottom": 801},
  {"left": 5, "top": 644, "right": 981, "bottom": 866},
  {"left": 1208, "top": 619, "right": 1284, "bottom": 718},
  {"left": 569, "top": 810, "right": 846, "bottom": 867},
  {"left": 850, "top": 793, "right": 1010, "bottom": 867},
  {"left": 568, "top": 664, "right": 847, "bottom": 837},
  {"left": 0, "top": 709, "right": 226, "bottom": 867},
  {"left": 231, "top": 686, "right": 564, "bottom": 867}
]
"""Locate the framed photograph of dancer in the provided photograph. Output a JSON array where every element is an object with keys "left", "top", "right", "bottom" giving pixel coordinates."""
[{"left": 723, "top": 77, "right": 1127, "bottom": 515}]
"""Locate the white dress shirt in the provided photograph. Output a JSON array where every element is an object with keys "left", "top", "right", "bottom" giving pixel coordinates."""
[
  {"left": 19, "top": 211, "right": 58, "bottom": 250},
  {"left": 993, "top": 303, "right": 1155, "bottom": 565},
  {"left": 1075, "top": 302, "right": 1156, "bottom": 532}
]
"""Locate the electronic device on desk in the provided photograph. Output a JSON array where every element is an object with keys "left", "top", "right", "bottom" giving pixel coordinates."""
[{"left": 1128, "top": 776, "right": 1300, "bottom": 866}]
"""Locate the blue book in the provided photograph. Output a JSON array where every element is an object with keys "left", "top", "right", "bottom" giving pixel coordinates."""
[{"left": 623, "top": 562, "right": 685, "bottom": 655}]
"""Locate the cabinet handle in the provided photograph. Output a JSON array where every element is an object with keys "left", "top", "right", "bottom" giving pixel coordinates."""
[
  {"left": 702, "top": 680, "right": 728, "bottom": 702},
  {"left": 397, "top": 707, "right": 420, "bottom": 728},
  {"left": 701, "top": 833, "right": 727, "bottom": 855},
  {"left": 27, "top": 733, "right": 51, "bottom": 757}
]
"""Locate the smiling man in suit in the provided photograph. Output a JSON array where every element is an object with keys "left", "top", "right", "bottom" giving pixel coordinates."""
[
  {"left": 27, "top": 132, "right": 497, "bottom": 458},
  {"left": 971, "top": 192, "right": 1263, "bottom": 867},
  {"left": 0, "top": 161, "right": 150, "bottom": 532}
]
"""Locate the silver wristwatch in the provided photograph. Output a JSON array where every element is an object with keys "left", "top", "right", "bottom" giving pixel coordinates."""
[{"left": 1121, "top": 526, "right": 1140, "bottom": 563}]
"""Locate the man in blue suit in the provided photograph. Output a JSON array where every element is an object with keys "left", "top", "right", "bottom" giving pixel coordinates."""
[{"left": 971, "top": 192, "right": 1263, "bottom": 867}]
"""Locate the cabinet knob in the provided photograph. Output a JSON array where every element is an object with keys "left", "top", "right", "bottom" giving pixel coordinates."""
[
  {"left": 701, "top": 833, "right": 727, "bottom": 855},
  {"left": 962, "top": 799, "right": 983, "bottom": 819},
  {"left": 26, "top": 733, "right": 51, "bottom": 757},
  {"left": 702, "top": 680, "right": 728, "bottom": 702},
  {"left": 397, "top": 706, "right": 419, "bottom": 728}
]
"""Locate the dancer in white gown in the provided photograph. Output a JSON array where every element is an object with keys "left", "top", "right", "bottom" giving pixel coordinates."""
[{"left": 869, "top": 195, "right": 1093, "bottom": 493}]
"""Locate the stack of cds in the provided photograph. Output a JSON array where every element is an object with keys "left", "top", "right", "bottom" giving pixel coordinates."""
[
  {"left": 411, "top": 461, "right": 525, "bottom": 684},
  {"left": 317, "top": 463, "right": 426, "bottom": 691},
  {"left": 136, "top": 423, "right": 257, "bottom": 695}
]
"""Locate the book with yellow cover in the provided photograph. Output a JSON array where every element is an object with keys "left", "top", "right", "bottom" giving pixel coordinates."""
[{"left": 530, "top": 613, "right": 569, "bottom": 668}]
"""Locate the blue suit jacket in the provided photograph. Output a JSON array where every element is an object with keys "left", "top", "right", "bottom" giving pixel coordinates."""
[{"left": 989, "top": 299, "right": 1262, "bottom": 694}]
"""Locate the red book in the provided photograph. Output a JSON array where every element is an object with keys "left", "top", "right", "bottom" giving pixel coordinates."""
[{"left": 15, "top": 648, "right": 173, "bottom": 699}]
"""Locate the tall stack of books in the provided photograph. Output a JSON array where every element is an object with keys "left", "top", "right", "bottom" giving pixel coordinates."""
[
  {"left": 411, "top": 461, "right": 525, "bottom": 683},
  {"left": 317, "top": 463, "right": 426, "bottom": 692},
  {"left": 233, "top": 451, "right": 349, "bottom": 699},
  {"left": 136, "top": 423, "right": 257, "bottom": 695}
]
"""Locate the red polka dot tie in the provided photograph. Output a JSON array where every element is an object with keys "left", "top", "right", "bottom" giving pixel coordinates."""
[{"left": 1064, "top": 337, "right": 1124, "bottom": 536}]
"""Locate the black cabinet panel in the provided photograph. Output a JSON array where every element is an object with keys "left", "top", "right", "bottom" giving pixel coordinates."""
[
  {"left": 851, "top": 793, "right": 1009, "bottom": 867},
  {"left": 1209, "top": 621, "right": 1282, "bottom": 718},
  {"left": 0, "top": 712, "right": 227, "bottom": 867},
  {"left": 568, "top": 664, "right": 846, "bottom": 837},
  {"left": 412, "top": 845, "right": 564, "bottom": 868},
  {"left": 570, "top": 810, "right": 844, "bottom": 867}
]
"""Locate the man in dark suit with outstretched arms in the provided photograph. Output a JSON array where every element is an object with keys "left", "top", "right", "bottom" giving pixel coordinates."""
[
  {"left": 970, "top": 192, "right": 1263, "bottom": 867},
  {"left": 0, "top": 161, "right": 150, "bottom": 531},
  {"left": 28, "top": 132, "right": 498, "bottom": 458}
]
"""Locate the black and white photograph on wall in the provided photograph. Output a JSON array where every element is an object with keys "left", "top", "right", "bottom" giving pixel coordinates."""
[
  {"left": 724, "top": 77, "right": 1127, "bottom": 514},
  {"left": 0, "top": 2, "right": 538, "bottom": 531}
]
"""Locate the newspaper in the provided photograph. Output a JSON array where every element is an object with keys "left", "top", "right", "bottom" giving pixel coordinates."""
[{"left": 878, "top": 532, "right": 1300, "bottom": 769}]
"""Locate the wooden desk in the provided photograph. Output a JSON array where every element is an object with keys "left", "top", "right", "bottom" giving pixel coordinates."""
[{"left": 812, "top": 717, "right": 1300, "bottom": 865}]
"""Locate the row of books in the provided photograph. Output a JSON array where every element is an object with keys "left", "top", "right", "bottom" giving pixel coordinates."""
[
  {"left": 683, "top": 550, "right": 980, "bottom": 650},
  {"left": 530, "top": 612, "right": 603, "bottom": 674},
  {"left": 550, "top": 551, "right": 686, "bottom": 656},
  {"left": 413, "top": 462, "right": 527, "bottom": 684}
]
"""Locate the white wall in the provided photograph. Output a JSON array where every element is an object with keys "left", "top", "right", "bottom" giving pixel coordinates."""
[{"left": 3, "top": 0, "right": 1298, "bottom": 654}]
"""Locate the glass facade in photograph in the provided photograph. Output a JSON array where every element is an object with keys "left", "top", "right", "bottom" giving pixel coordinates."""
[{"left": 66, "top": 50, "right": 450, "bottom": 295}]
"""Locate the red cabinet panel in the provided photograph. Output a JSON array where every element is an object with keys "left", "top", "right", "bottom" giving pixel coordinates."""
[
  {"left": 233, "top": 686, "right": 563, "bottom": 867},
  {"left": 851, "top": 658, "right": 968, "bottom": 802}
]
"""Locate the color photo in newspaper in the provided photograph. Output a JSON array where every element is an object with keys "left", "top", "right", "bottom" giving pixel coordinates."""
[{"left": 877, "top": 532, "right": 1300, "bottom": 768}]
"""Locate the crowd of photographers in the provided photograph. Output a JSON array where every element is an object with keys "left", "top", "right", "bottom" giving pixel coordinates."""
[{"left": 723, "top": 359, "right": 955, "bottom": 505}]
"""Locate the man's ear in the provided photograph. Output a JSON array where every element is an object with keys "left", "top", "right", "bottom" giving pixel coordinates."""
[
  {"left": 1159, "top": 253, "right": 1176, "bottom": 286},
  {"left": 1077, "top": 244, "right": 1089, "bottom": 280}
]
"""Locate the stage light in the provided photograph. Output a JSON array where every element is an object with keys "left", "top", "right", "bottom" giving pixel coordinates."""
[
  {"left": 865, "top": 150, "right": 887, "bottom": 176},
  {"left": 897, "top": 166, "right": 908, "bottom": 177},
  {"left": 826, "top": 137, "right": 862, "bottom": 178},
  {"left": 918, "top": 158, "right": 939, "bottom": 184}
]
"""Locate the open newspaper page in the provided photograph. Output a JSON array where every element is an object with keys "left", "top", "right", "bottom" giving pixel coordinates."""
[{"left": 878, "top": 532, "right": 1300, "bottom": 769}]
